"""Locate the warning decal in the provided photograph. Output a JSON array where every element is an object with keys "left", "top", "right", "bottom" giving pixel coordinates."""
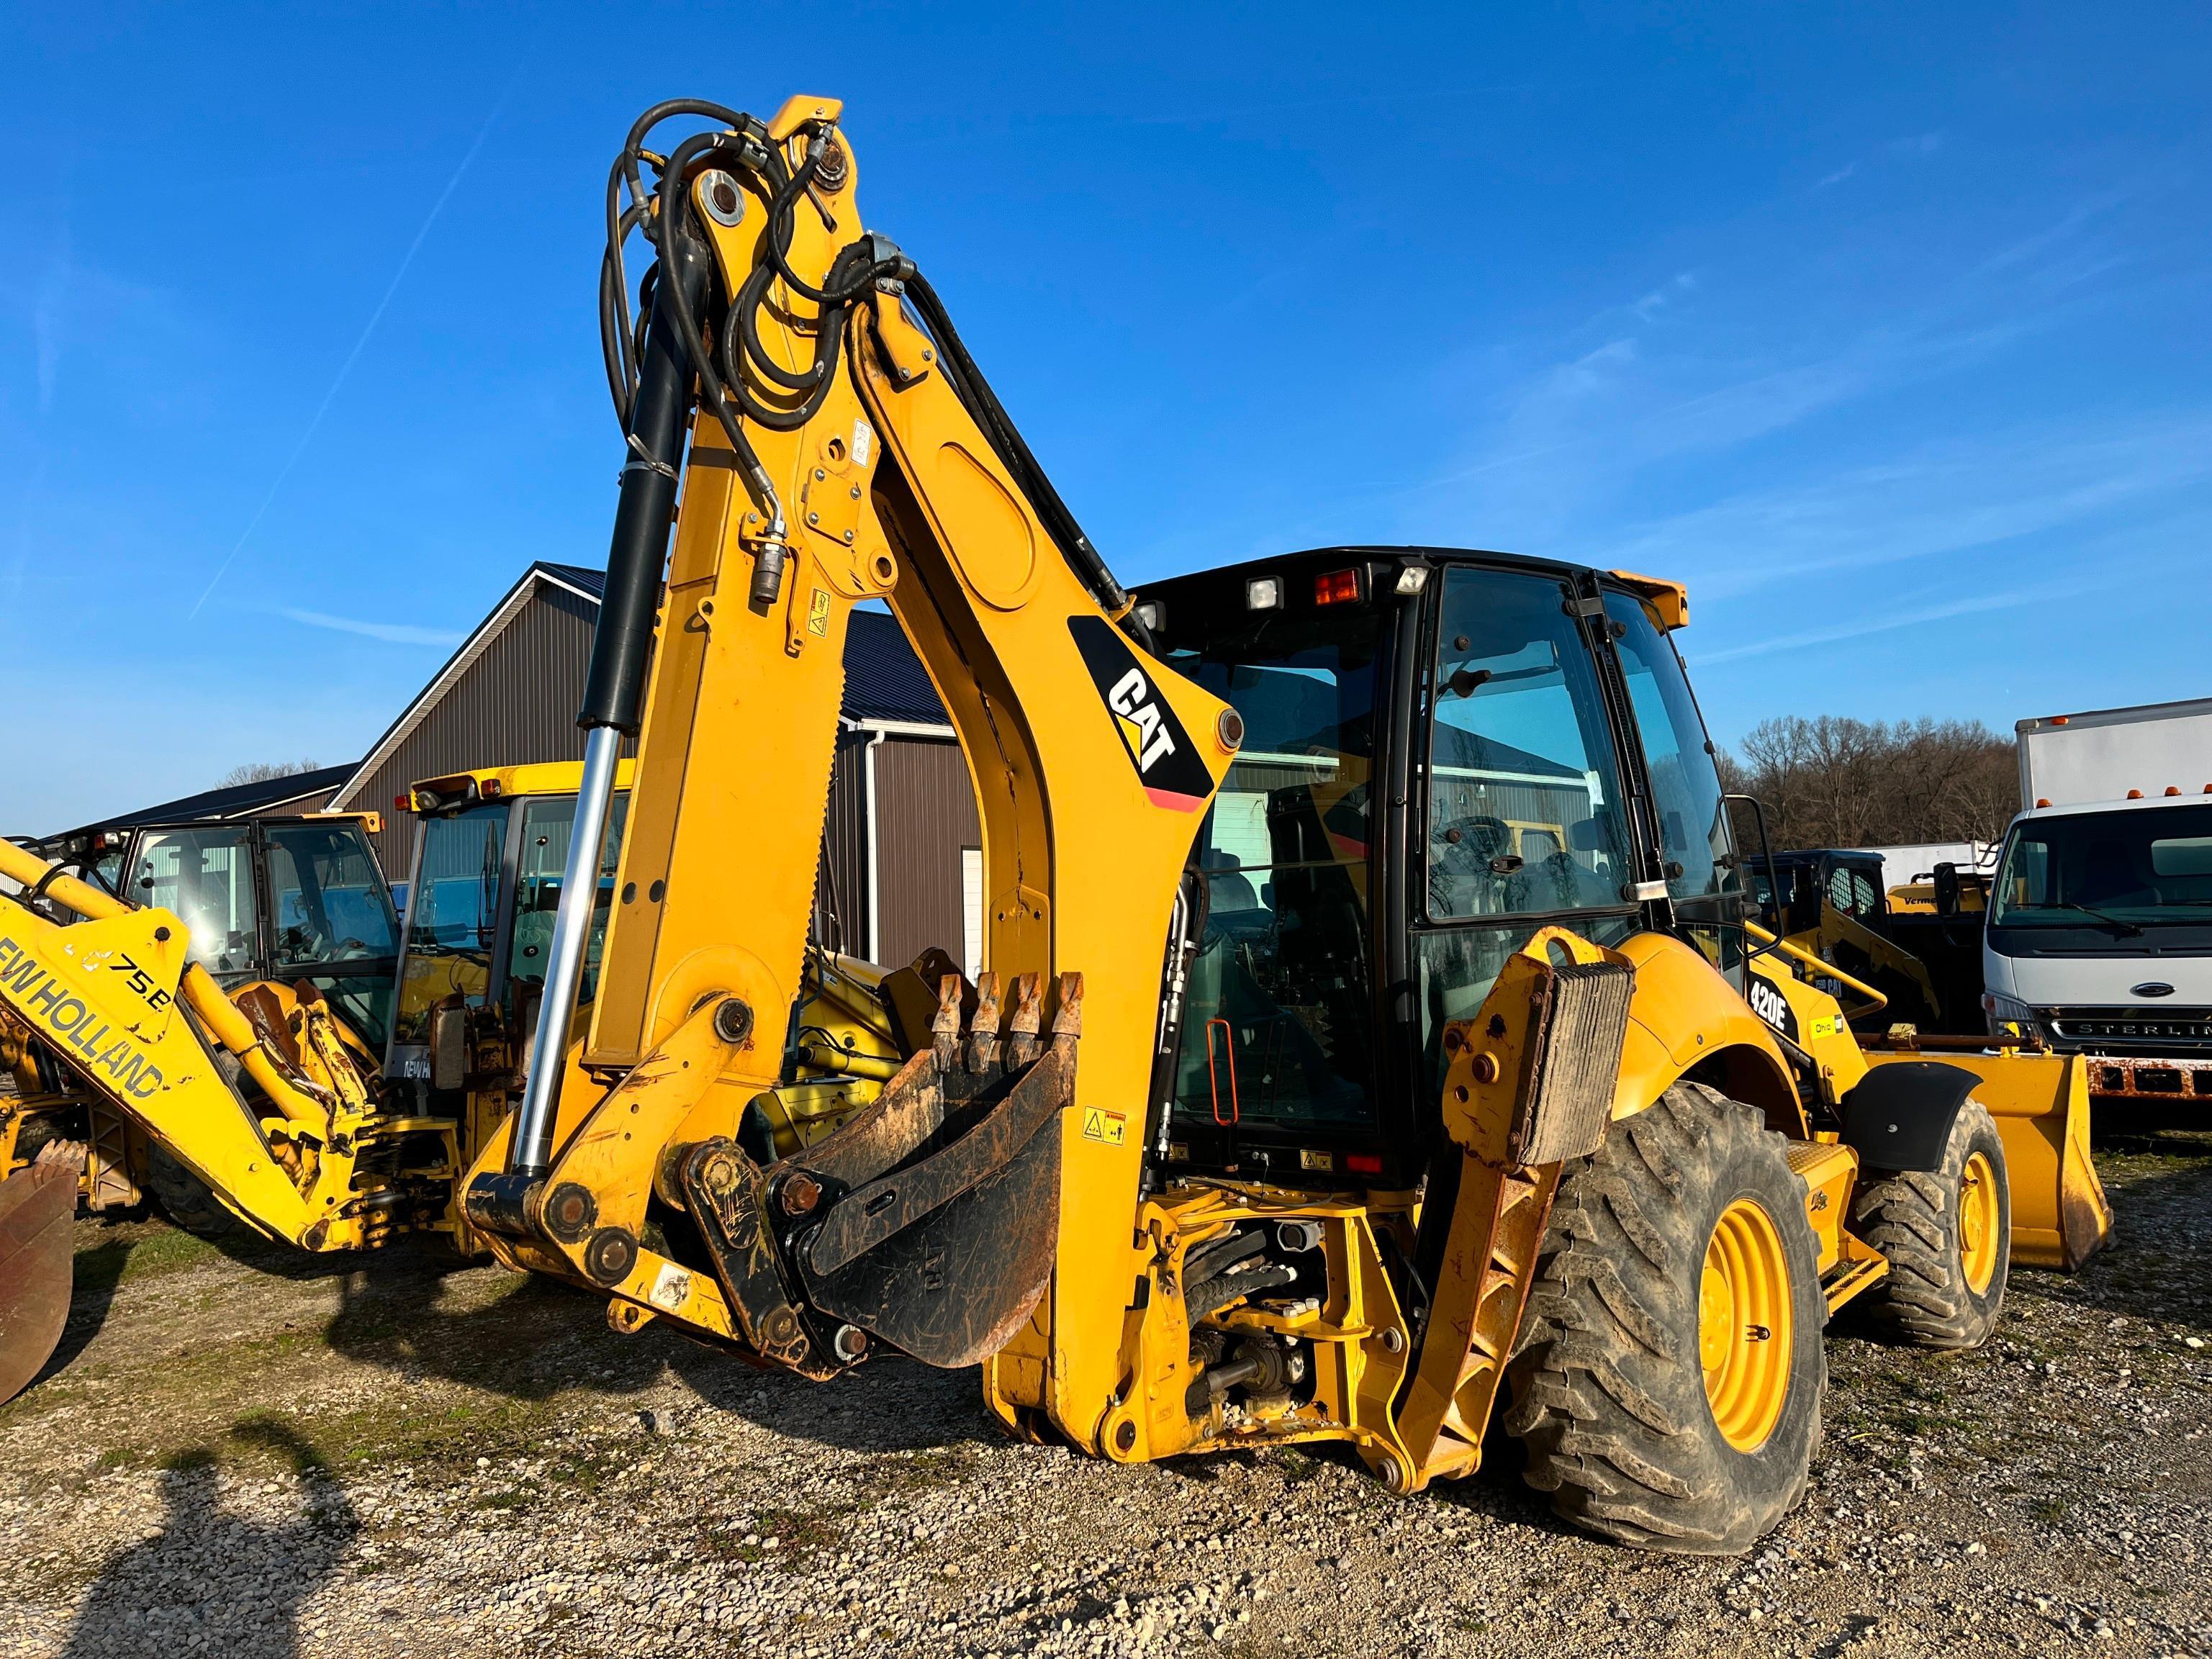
[{"left": 1080, "top": 1107, "right": 1127, "bottom": 1147}]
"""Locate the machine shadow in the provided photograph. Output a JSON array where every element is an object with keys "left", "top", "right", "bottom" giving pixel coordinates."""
[
  {"left": 316, "top": 1239, "right": 997, "bottom": 1457},
  {"left": 60, "top": 1420, "right": 356, "bottom": 1659}
]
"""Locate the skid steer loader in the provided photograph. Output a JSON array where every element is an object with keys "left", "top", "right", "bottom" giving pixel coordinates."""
[{"left": 428, "top": 94, "right": 2111, "bottom": 1552}]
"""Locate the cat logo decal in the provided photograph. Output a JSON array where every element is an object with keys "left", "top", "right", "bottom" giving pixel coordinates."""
[{"left": 1066, "top": 616, "right": 1215, "bottom": 812}]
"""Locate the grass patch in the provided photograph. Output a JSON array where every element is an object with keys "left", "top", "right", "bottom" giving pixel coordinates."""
[
  {"left": 74, "top": 1225, "right": 225, "bottom": 1289},
  {"left": 312, "top": 1393, "right": 565, "bottom": 1473},
  {"left": 701, "top": 1503, "right": 852, "bottom": 1565}
]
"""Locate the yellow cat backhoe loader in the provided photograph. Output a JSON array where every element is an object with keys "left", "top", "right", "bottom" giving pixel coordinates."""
[{"left": 426, "top": 94, "right": 2108, "bottom": 1553}]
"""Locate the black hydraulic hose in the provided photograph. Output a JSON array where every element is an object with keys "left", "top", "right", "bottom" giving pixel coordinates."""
[
  {"left": 618, "top": 98, "right": 751, "bottom": 226},
  {"left": 1182, "top": 1227, "right": 1264, "bottom": 1288},
  {"left": 579, "top": 239, "right": 708, "bottom": 736},
  {"left": 1184, "top": 1261, "right": 1297, "bottom": 1329},
  {"left": 651, "top": 137, "right": 781, "bottom": 516}
]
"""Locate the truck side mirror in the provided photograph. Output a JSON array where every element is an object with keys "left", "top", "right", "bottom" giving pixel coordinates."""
[
  {"left": 430, "top": 1003, "right": 467, "bottom": 1093},
  {"left": 1933, "top": 862, "right": 1961, "bottom": 917}
]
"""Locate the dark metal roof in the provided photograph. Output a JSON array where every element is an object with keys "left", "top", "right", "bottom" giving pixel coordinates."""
[
  {"left": 541, "top": 565, "right": 945, "bottom": 728},
  {"left": 49, "top": 761, "right": 364, "bottom": 842},
  {"left": 842, "top": 609, "right": 949, "bottom": 726}
]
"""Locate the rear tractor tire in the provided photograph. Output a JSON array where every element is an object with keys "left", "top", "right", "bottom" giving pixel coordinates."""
[
  {"left": 1507, "top": 1081, "right": 1827, "bottom": 1555},
  {"left": 144, "top": 1142, "right": 245, "bottom": 1242},
  {"left": 1850, "top": 1100, "right": 2008, "bottom": 1350}
]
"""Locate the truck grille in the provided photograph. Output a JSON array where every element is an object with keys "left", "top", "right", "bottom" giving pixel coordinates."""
[{"left": 2046, "top": 1008, "right": 2212, "bottom": 1054}]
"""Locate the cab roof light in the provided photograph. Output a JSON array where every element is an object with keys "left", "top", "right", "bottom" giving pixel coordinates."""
[
  {"left": 1314, "top": 567, "right": 1363, "bottom": 607},
  {"left": 1131, "top": 599, "right": 1165, "bottom": 633},
  {"left": 2036, "top": 797, "right": 2051, "bottom": 808},
  {"left": 2128, "top": 790, "right": 2144, "bottom": 799},
  {"left": 481, "top": 778, "right": 503, "bottom": 797},
  {"left": 1393, "top": 565, "right": 1430, "bottom": 596},
  {"left": 2051, "top": 715, "right": 2069, "bottom": 725},
  {"left": 1246, "top": 576, "right": 1282, "bottom": 611},
  {"left": 2167, "top": 786, "right": 2182, "bottom": 797},
  {"left": 393, "top": 794, "right": 413, "bottom": 813}
]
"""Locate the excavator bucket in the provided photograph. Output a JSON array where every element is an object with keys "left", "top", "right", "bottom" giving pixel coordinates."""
[
  {"left": 679, "top": 972, "right": 1080, "bottom": 1378},
  {"left": 1863, "top": 1049, "right": 2110, "bottom": 1269},
  {"left": 0, "top": 1145, "right": 81, "bottom": 1406}
]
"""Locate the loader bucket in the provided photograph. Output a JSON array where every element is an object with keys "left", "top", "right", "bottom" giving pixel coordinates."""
[
  {"left": 680, "top": 971, "right": 1080, "bottom": 1378},
  {"left": 1863, "top": 1049, "right": 2110, "bottom": 1270},
  {"left": 0, "top": 1152, "right": 78, "bottom": 1405}
]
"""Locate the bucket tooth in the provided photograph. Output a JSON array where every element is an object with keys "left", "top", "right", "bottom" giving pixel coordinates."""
[
  {"left": 1006, "top": 974, "right": 1044, "bottom": 1069},
  {"left": 931, "top": 974, "right": 965, "bottom": 1070},
  {"left": 1049, "top": 972, "right": 1084, "bottom": 1057},
  {"left": 966, "top": 972, "right": 1003, "bottom": 1076}
]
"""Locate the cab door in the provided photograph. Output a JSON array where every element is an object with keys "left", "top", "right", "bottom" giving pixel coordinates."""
[{"left": 1597, "top": 589, "right": 1748, "bottom": 987}]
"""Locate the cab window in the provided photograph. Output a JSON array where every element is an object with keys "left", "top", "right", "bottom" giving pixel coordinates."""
[
  {"left": 392, "top": 803, "right": 507, "bottom": 1047},
  {"left": 1427, "top": 569, "right": 1632, "bottom": 918},
  {"left": 1604, "top": 592, "right": 1736, "bottom": 906},
  {"left": 1414, "top": 569, "right": 1640, "bottom": 1095},
  {"left": 508, "top": 792, "right": 631, "bottom": 1012},
  {"left": 266, "top": 823, "right": 399, "bottom": 967},
  {"left": 132, "top": 828, "right": 258, "bottom": 975}
]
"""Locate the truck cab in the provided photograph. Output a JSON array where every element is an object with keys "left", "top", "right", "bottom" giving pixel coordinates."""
[{"left": 1984, "top": 792, "right": 2212, "bottom": 1103}]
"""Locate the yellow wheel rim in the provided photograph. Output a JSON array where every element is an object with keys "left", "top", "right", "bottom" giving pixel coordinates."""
[
  {"left": 1959, "top": 1149, "right": 2000, "bottom": 1296},
  {"left": 1699, "top": 1198, "right": 1795, "bottom": 1452}
]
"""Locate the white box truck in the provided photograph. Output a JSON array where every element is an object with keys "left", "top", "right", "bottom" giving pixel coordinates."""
[{"left": 1985, "top": 697, "right": 2212, "bottom": 1104}]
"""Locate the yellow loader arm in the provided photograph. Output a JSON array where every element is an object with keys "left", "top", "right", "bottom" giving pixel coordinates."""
[{"left": 0, "top": 841, "right": 456, "bottom": 1257}]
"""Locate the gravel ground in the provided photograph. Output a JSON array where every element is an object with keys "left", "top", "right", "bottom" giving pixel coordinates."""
[{"left": 1, "top": 1129, "right": 2207, "bottom": 1659}]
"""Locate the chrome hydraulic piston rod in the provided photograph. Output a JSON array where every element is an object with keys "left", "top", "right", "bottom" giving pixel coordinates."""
[{"left": 497, "top": 238, "right": 708, "bottom": 1188}]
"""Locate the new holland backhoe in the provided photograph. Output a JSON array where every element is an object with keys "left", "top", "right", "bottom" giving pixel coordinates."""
[
  {"left": 412, "top": 94, "right": 2108, "bottom": 1553},
  {"left": 0, "top": 764, "right": 907, "bottom": 1401}
]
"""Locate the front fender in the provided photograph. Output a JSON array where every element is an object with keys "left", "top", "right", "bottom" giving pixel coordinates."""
[{"left": 1615, "top": 932, "right": 1805, "bottom": 1135}]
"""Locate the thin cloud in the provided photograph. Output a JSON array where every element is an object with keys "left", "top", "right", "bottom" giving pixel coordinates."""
[
  {"left": 1610, "top": 414, "right": 2212, "bottom": 603},
  {"left": 1691, "top": 583, "right": 2072, "bottom": 666},
  {"left": 281, "top": 607, "right": 464, "bottom": 647},
  {"left": 1814, "top": 161, "right": 1859, "bottom": 191},
  {"left": 188, "top": 85, "right": 515, "bottom": 620}
]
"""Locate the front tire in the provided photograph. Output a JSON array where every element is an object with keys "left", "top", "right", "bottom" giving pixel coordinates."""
[
  {"left": 1850, "top": 1100, "right": 2008, "bottom": 1350},
  {"left": 1507, "top": 1081, "right": 1826, "bottom": 1555}
]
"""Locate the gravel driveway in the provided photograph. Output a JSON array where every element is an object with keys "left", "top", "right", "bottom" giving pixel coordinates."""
[{"left": 1, "top": 1129, "right": 2207, "bottom": 1658}]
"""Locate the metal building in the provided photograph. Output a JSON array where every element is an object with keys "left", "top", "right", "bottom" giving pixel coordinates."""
[{"left": 325, "top": 562, "right": 983, "bottom": 975}]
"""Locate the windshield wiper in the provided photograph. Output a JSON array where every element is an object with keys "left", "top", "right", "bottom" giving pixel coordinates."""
[{"left": 2050, "top": 900, "right": 2144, "bottom": 937}]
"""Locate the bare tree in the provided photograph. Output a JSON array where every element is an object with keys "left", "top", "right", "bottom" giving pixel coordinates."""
[
  {"left": 1723, "top": 716, "right": 2013, "bottom": 849},
  {"left": 218, "top": 759, "right": 320, "bottom": 789}
]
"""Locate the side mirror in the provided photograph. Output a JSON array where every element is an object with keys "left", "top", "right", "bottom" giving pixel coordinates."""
[
  {"left": 1720, "top": 792, "right": 1787, "bottom": 959},
  {"left": 1566, "top": 816, "right": 1611, "bottom": 854},
  {"left": 1933, "top": 862, "right": 1961, "bottom": 917},
  {"left": 429, "top": 1003, "right": 467, "bottom": 1093}
]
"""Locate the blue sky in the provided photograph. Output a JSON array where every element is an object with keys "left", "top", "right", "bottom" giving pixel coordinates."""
[{"left": 6, "top": 4, "right": 2208, "bottom": 832}]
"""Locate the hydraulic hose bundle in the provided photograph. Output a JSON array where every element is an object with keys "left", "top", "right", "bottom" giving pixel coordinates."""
[{"left": 595, "top": 100, "right": 1139, "bottom": 628}]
